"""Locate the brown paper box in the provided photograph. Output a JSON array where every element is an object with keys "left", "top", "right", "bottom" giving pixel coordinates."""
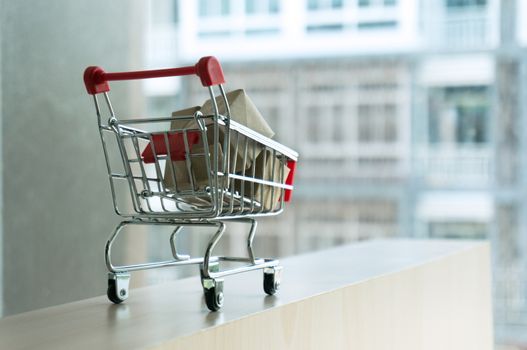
[
  {"left": 171, "top": 105, "right": 202, "bottom": 121},
  {"left": 200, "top": 89, "right": 274, "bottom": 138},
  {"left": 164, "top": 148, "right": 289, "bottom": 211},
  {"left": 164, "top": 142, "right": 224, "bottom": 192},
  {"left": 164, "top": 89, "right": 274, "bottom": 193},
  {"left": 170, "top": 89, "right": 274, "bottom": 168},
  {"left": 237, "top": 150, "right": 290, "bottom": 211},
  {"left": 168, "top": 89, "right": 274, "bottom": 137}
]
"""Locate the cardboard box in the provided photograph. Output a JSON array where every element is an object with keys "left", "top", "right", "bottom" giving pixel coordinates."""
[
  {"left": 169, "top": 89, "right": 273, "bottom": 169},
  {"left": 164, "top": 142, "right": 224, "bottom": 192},
  {"left": 164, "top": 89, "right": 274, "bottom": 193},
  {"left": 236, "top": 150, "right": 290, "bottom": 211},
  {"left": 164, "top": 147, "right": 290, "bottom": 211},
  {"left": 141, "top": 131, "right": 201, "bottom": 164},
  {"left": 200, "top": 89, "right": 274, "bottom": 138}
]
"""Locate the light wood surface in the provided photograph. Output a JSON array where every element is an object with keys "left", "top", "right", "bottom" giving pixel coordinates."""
[{"left": 0, "top": 239, "right": 493, "bottom": 350}]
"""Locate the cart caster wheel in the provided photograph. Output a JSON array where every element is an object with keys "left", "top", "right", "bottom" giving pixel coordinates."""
[
  {"left": 263, "top": 266, "right": 282, "bottom": 296},
  {"left": 203, "top": 278, "right": 224, "bottom": 312},
  {"left": 107, "top": 272, "right": 130, "bottom": 304}
]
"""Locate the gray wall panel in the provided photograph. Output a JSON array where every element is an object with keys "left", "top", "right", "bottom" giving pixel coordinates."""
[{"left": 1, "top": 0, "right": 144, "bottom": 316}]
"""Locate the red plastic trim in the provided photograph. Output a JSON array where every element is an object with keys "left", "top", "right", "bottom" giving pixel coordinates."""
[
  {"left": 195, "top": 56, "right": 225, "bottom": 87},
  {"left": 142, "top": 131, "right": 201, "bottom": 164},
  {"left": 84, "top": 66, "right": 109, "bottom": 95},
  {"left": 104, "top": 66, "right": 197, "bottom": 82},
  {"left": 83, "top": 56, "right": 225, "bottom": 95},
  {"left": 284, "top": 160, "right": 297, "bottom": 202}
]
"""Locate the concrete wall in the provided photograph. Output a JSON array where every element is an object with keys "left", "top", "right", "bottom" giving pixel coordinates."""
[{"left": 1, "top": 0, "right": 145, "bottom": 316}]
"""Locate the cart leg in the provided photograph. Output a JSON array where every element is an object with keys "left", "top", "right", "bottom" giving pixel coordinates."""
[
  {"left": 105, "top": 221, "right": 129, "bottom": 273},
  {"left": 246, "top": 219, "right": 257, "bottom": 264},
  {"left": 201, "top": 222, "right": 226, "bottom": 279},
  {"left": 169, "top": 226, "right": 190, "bottom": 261},
  {"left": 200, "top": 222, "right": 226, "bottom": 311},
  {"left": 105, "top": 222, "right": 132, "bottom": 304},
  {"left": 107, "top": 272, "right": 131, "bottom": 304}
]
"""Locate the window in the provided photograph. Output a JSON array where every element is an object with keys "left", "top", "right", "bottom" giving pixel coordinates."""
[
  {"left": 199, "top": 0, "right": 230, "bottom": 17},
  {"left": 197, "top": 30, "right": 231, "bottom": 38},
  {"left": 173, "top": 0, "right": 179, "bottom": 23},
  {"left": 245, "top": 28, "right": 280, "bottom": 36},
  {"left": 270, "top": 0, "right": 279, "bottom": 13},
  {"left": 358, "top": 104, "right": 398, "bottom": 143},
  {"left": 359, "top": 0, "right": 398, "bottom": 7},
  {"left": 243, "top": 0, "right": 281, "bottom": 36},
  {"left": 358, "top": 105, "right": 374, "bottom": 142},
  {"left": 332, "top": 105, "right": 345, "bottom": 142},
  {"left": 428, "top": 222, "right": 487, "bottom": 239},
  {"left": 306, "top": 24, "right": 344, "bottom": 32},
  {"left": 150, "top": 0, "right": 179, "bottom": 24},
  {"left": 308, "top": 0, "right": 343, "bottom": 11},
  {"left": 446, "top": 0, "right": 487, "bottom": 9},
  {"left": 246, "top": 0, "right": 279, "bottom": 14},
  {"left": 357, "top": 21, "right": 398, "bottom": 30},
  {"left": 307, "top": 106, "right": 321, "bottom": 143},
  {"left": 428, "top": 86, "right": 489, "bottom": 145}
]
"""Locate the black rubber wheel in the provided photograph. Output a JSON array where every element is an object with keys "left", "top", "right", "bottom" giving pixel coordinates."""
[
  {"left": 204, "top": 282, "right": 224, "bottom": 312},
  {"left": 107, "top": 279, "right": 124, "bottom": 304},
  {"left": 263, "top": 272, "right": 278, "bottom": 296}
]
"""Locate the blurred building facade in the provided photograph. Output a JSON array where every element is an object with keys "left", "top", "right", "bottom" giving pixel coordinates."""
[{"left": 145, "top": 0, "right": 527, "bottom": 346}]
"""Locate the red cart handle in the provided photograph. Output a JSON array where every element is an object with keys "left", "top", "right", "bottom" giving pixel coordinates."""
[{"left": 83, "top": 56, "right": 225, "bottom": 95}]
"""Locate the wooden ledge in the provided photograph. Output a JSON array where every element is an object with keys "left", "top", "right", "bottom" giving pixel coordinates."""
[{"left": 0, "top": 239, "right": 493, "bottom": 350}]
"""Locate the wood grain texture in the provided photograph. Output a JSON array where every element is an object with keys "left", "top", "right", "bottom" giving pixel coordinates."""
[{"left": 0, "top": 239, "right": 493, "bottom": 350}]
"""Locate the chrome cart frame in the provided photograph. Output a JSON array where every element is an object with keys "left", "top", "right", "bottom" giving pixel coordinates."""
[{"left": 83, "top": 56, "right": 298, "bottom": 311}]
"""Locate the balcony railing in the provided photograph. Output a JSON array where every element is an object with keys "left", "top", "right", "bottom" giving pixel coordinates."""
[
  {"left": 298, "top": 143, "right": 408, "bottom": 180},
  {"left": 426, "top": 12, "right": 493, "bottom": 49},
  {"left": 416, "top": 146, "right": 492, "bottom": 187}
]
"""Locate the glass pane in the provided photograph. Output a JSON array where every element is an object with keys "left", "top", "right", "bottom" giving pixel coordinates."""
[
  {"left": 307, "top": 0, "right": 318, "bottom": 10},
  {"left": 446, "top": 0, "right": 487, "bottom": 8},
  {"left": 221, "top": 0, "right": 230, "bottom": 15},
  {"left": 246, "top": 0, "right": 256, "bottom": 14},
  {"left": 269, "top": 0, "right": 280, "bottom": 13},
  {"left": 358, "top": 0, "right": 370, "bottom": 7},
  {"left": 428, "top": 86, "right": 489, "bottom": 145},
  {"left": 332, "top": 0, "right": 343, "bottom": 8}
]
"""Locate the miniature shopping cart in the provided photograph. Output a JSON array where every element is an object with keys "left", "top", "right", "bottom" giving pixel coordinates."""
[{"left": 83, "top": 56, "right": 298, "bottom": 311}]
